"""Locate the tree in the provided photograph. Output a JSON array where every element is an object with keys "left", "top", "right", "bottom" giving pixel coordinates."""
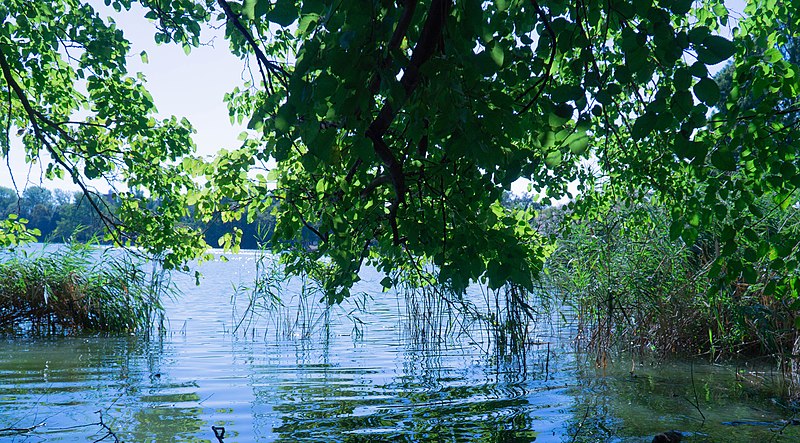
[
  {"left": 18, "top": 186, "right": 54, "bottom": 236},
  {"left": 0, "top": 187, "right": 16, "bottom": 215},
  {"left": 2, "top": 0, "right": 800, "bottom": 302},
  {"left": 51, "top": 191, "right": 115, "bottom": 242},
  {"left": 0, "top": 0, "right": 210, "bottom": 267}
]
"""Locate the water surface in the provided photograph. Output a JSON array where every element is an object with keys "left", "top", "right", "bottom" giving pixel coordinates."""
[{"left": 0, "top": 251, "right": 797, "bottom": 442}]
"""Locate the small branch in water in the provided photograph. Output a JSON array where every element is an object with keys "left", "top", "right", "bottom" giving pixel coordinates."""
[
  {"left": 92, "top": 410, "right": 121, "bottom": 443},
  {"left": 212, "top": 425, "right": 226, "bottom": 442},
  {"left": 0, "top": 421, "right": 46, "bottom": 436},
  {"left": 687, "top": 362, "right": 706, "bottom": 423},
  {"left": 569, "top": 403, "right": 592, "bottom": 443}
]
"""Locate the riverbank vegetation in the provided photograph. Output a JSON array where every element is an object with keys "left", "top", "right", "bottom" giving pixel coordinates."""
[
  {"left": 546, "top": 198, "right": 800, "bottom": 363},
  {"left": 0, "top": 186, "right": 282, "bottom": 249},
  {"left": 0, "top": 244, "right": 174, "bottom": 334}
]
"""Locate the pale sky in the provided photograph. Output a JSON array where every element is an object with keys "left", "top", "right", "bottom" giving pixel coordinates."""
[
  {"left": 0, "top": 1, "right": 247, "bottom": 193},
  {"left": 0, "top": 0, "right": 749, "bottom": 198}
]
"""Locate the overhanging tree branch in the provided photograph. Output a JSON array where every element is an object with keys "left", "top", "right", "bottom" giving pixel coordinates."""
[
  {"left": 517, "top": 0, "right": 558, "bottom": 113},
  {"left": 0, "top": 43, "right": 124, "bottom": 245},
  {"left": 216, "top": 0, "right": 289, "bottom": 89},
  {"left": 365, "top": 0, "right": 451, "bottom": 244}
]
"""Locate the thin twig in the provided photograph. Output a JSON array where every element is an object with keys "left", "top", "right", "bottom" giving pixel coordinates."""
[
  {"left": 216, "top": 0, "right": 288, "bottom": 88},
  {"left": 689, "top": 361, "right": 707, "bottom": 423},
  {"left": 569, "top": 403, "right": 593, "bottom": 443},
  {"left": 212, "top": 425, "right": 226, "bottom": 442}
]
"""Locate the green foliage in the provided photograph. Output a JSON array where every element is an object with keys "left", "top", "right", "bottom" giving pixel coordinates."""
[
  {"left": 0, "top": 0, "right": 210, "bottom": 267},
  {"left": 3, "top": 0, "right": 800, "bottom": 311},
  {"left": 0, "top": 214, "right": 39, "bottom": 248}
]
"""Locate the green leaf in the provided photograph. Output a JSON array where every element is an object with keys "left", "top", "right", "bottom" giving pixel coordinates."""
[
  {"left": 681, "top": 226, "right": 699, "bottom": 246},
  {"left": 673, "top": 67, "right": 692, "bottom": 90},
  {"left": 689, "top": 61, "right": 708, "bottom": 78},
  {"left": 298, "top": 13, "right": 319, "bottom": 35},
  {"left": 140, "top": 50, "right": 148, "bottom": 64},
  {"left": 669, "top": 219, "right": 683, "bottom": 241},
  {"left": 549, "top": 103, "right": 573, "bottom": 126},
  {"left": 494, "top": 0, "right": 510, "bottom": 12},
  {"left": 568, "top": 134, "right": 589, "bottom": 155},
  {"left": 242, "top": 0, "right": 257, "bottom": 20},
  {"left": 695, "top": 35, "right": 736, "bottom": 65},
  {"left": 710, "top": 147, "right": 737, "bottom": 171},
  {"left": 267, "top": 0, "right": 297, "bottom": 26},
  {"left": 551, "top": 84, "right": 584, "bottom": 103},
  {"left": 544, "top": 150, "right": 562, "bottom": 168},
  {"left": 693, "top": 77, "right": 720, "bottom": 105},
  {"left": 687, "top": 26, "right": 710, "bottom": 44},
  {"left": 380, "top": 276, "right": 393, "bottom": 289},
  {"left": 490, "top": 43, "right": 504, "bottom": 67},
  {"left": 670, "top": 90, "right": 693, "bottom": 119},
  {"left": 668, "top": 0, "right": 693, "bottom": 14},
  {"left": 673, "top": 134, "right": 707, "bottom": 160},
  {"left": 763, "top": 48, "right": 783, "bottom": 63},
  {"left": 632, "top": 112, "right": 657, "bottom": 140}
]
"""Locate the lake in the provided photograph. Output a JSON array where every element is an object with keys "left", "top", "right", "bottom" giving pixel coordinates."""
[{"left": 1, "top": 251, "right": 798, "bottom": 442}]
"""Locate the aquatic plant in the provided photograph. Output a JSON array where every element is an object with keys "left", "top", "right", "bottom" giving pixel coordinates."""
[
  {"left": 547, "top": 198, "right": 800, "bottom": 365},
  {"left": 0, "top": 244, "right": 174, "bottom": 334},
  {"left": 232, "top": 242, "right": 367, "bottom": 341}
]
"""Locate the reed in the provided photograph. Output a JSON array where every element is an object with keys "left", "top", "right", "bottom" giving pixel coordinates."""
[
  {"left": 546, "top": 200, "right": 800, "bottom": 366},
  {"left": 232, "top": 246, "right": 364, "bottom": 341},
  {"left": 0, "top": 243, "right": 173, "bottom": 334}
]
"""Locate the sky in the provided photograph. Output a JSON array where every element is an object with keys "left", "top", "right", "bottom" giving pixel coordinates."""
[{"left": 0, "top": 0, "right": 748, "bottom": 198}]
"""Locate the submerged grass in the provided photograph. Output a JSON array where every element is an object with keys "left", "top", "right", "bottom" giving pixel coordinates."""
[{"left": 0, "top": 244, "right": 174, "bottom": 334}]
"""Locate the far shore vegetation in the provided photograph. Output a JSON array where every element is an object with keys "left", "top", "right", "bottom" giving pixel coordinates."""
[{"left": 0, "top": 185, "right": 282, "bottom": 249}]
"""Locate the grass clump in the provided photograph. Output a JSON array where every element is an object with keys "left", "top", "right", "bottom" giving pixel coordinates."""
[{"left": 0, "top": 244, "right": 173, "bottom": 334}]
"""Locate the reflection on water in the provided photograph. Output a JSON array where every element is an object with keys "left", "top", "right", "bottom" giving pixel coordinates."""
[{"left": 0, "top": 252, "right": 798, "bottom": 442}]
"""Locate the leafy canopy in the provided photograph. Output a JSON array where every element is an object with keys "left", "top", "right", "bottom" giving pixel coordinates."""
[{"left": 3, "top": 0, "right": 800, "bottom": 301}]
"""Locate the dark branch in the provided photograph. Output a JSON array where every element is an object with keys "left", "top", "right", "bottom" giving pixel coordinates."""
[
  {"left": 365, "top": 0, "right": 451, "bottom": 244},
  {"left": 216, "top": 0, "right": 289, "bottom": 88},
  {"left": 517, "top": 0, "right": 558, "bottom": 113},
  {"left": 360, "top": 174, "right": 392, "bottom": 198},
  {"left": 368, "top": 0, "right": 419, "bottom": 95}
]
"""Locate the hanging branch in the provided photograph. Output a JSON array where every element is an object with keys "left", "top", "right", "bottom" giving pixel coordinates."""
[
  {"left": 364, "top": 0, "right": 451, "bottom": 244},
  {"left": 216, "top": 0, "right": 289, "bottom": 89},
  {"left": 0, "top": 45, "right": 125, "bottom": 245},
  {"left": 517, "top": 0, "right": 558, "bottom": 113}
]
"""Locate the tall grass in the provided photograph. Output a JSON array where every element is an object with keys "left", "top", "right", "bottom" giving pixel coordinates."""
[
  {"left": 390, "top": 263, "right": 553, "bottom": 366},
  {"left": 546, "top": 200, "right": 800, "bottom": 366},
  {"left": 232, "top": 246, "right": 371, "bottom": 341},
  {"left": 0, "top": 243, "right": 174, "bottom": 334}
]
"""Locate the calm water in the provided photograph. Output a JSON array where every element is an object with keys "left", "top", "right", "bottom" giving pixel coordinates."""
[{"left": 1, "top": 251, "right": 798, "bottom": 442}]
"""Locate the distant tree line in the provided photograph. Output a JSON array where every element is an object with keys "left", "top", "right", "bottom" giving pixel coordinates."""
[{"left": 0, "top": 186, "right": 281, "bottom": 249}]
